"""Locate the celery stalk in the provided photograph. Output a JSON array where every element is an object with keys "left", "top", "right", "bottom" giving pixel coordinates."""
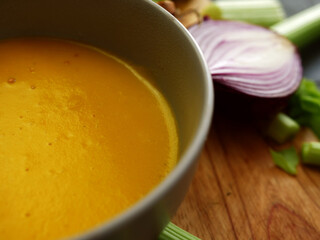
[
  {"left": 266, "top": 113, "right": 300, "bottom": 144},
  {"left": 202, "top": 0, "right": 285, "bottom": 27},
  {"left": 302, "top": 142, "right": 320, "bottom": 166},
  {"left": 159, "top": 222, "right": 201, "bottom": 240},
  {"left": 271, "top": 3, "right": 320, "bottom": 48}
]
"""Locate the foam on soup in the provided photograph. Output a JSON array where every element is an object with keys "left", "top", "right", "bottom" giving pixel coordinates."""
[{"left": 0, "top": 38, "right": 178, "bottom": 240}]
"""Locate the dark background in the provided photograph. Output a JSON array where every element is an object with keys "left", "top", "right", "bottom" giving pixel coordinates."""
[{"left": 283, "top": 0, "right": 320, "bottom": 84}]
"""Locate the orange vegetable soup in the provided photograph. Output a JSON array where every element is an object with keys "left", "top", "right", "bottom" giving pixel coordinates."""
[{"left": 0, "top": 38, "right": 178, "bottom": 240}]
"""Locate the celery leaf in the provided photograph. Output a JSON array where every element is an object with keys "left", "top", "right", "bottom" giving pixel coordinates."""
[{"left": 270, "top": 147, "right": 299, "bottom": 175}]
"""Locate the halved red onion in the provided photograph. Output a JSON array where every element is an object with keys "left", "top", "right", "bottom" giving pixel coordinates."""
[{"left": 188, "top": 19, "right": 303, "bottom": 98}]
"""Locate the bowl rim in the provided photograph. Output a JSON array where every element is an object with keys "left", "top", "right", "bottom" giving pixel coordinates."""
[{"left": 71, "top": 1, "right": 214, "bottom": 239}]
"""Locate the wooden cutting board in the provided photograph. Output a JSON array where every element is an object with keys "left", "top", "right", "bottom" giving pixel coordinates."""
[{"left": 172, "top": 0, "right": 320, "bottom": 239}]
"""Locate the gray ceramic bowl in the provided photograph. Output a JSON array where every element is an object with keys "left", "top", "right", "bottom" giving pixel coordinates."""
[{"left": 0, "top": 0, "right": 213, "bottom": 239}]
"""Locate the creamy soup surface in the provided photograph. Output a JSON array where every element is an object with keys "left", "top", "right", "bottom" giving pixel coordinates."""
[{"left": 0, "top": 38, "right": 178, "bottom": 240}]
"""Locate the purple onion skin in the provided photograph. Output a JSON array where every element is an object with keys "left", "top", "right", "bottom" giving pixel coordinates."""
[{"left": 188, "top": 19, "right": 303, "bottom": 117}]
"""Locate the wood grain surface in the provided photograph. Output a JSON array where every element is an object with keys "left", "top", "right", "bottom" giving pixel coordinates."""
[
  {"left": 173, "top": 116, "right": 320, "bottom": 240},
  {"left": 171, "top": 0, "right": 320, "bottom": 239}
]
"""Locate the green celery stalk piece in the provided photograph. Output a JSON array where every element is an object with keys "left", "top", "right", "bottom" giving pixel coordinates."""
[
  {"left": 159, "top": 222, "right": 201, "bottom": 240},
  {"left": 202, "top": 0, "right": 285, "bottom": 27},
  {"left": 271, "top": 3, "right": 320, "bottom": 48},
  {"left": 302, "top": 142, "right": 320, "bottom": 166},
  {"left": 266, "top": 113, "right": 300, "bottom": 144},
  {"left": 270, "top": 147, "right": 299, "bottom": 175}
]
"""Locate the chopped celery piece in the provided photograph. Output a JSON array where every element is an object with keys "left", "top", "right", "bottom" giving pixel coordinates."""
[
  {"left": 159, "top": 222, "right": 201, "bottom": 240},
  {"left": 288, "top": 78, "right": 320, "bottom": 139},
  {"left": 202, "top": 0, "right": 285, "bottom": 27},
  {"left": 302, "top": 142, "right": 320, "bottom": 166},
  {"left": 266, "top": 113, "right": 300, "bottom": 144},
  {"left": 270, "top": 147, "right": 299, "bottom": 175},
  {"left": 271, "top": 3, "right": 320, "bottom": 48}
]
